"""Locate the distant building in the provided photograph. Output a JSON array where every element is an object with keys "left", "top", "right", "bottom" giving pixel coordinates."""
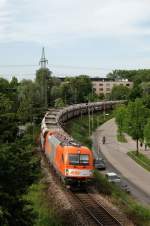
[
  {"left": 57, "top": 77, "right": 133, "bottom": 96},
  {"left": 91, "top": 78, "right": 133, "bottom": 96}
]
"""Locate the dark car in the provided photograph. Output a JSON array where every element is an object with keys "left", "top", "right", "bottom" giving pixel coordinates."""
[{"left": 94, "top": 158, "right": 106, "bottom": 170}]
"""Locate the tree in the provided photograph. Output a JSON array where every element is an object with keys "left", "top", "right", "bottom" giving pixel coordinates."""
[
  {"left": 54, "top": 98, "right": 65, "bottom": 107},
  {"left": 35, "top": 68, "right": 52, "bottom": 108},
  {"left": 109, "top": 85, "right": 130, "bottom": 100},
  {"left": 126, "top": 99, "right": 149, "bottom": 154},
  {"left": 129, "top": 83, "right": 142, "bottom": 101},
  {"left": 0, "top": 77, "right": 40, "bottom": 225},
  {"left": 17, "top": 80, "right": 35, "bottom": 123},
  {"left": 10, "top": 76, "right": 18, "bottom": 88},
  {"left": 0, "top": 140, "right": 39, "bottom": 226},
  {"left": 51, "top": 86, "right": 61, "bottom": 104},
  {"left": 115, "top": 105, "right": 127, "bottom": 136},
  {"left": 144, "top": 119, "right": 150, "bottom": 147}
]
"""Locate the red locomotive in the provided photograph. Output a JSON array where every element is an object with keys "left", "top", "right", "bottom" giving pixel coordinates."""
[{"left": 41, "top": 129, "right": 94, "bottom": 185}]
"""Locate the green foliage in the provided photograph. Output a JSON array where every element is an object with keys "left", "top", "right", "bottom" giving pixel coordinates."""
[
  {"left": 109, "top": 85, "right": 130, "bottom": 100},
  {"left": 128, "top": 151, "right": 150, "bottom": 171},
  {"left": 0, "top": 77, "right": 40, "bottom": 225},
  {"left": 144, "top": 118, "right": 150, "bottom": 147},
  {"left": 94, "top": 170, "right": 113, "bottom": 195},
  {"left": 0, "top": 135, "right": 40, "bottom": 226},
  {"left": 107, "top": 69, "right": 150, "bottom": 83},
  {"left": 142, "top": 95, "right": 150, "bottom": 109},
  {"left": 141, "top": 82, "right": 150, "bottom": 95},
  {"left": 125, "top": 99, "right": 149, "bottom": 154},
  {"left": 25, "top": 184, "right": 63, "bottom": 226},
  {"left": 125, "top": 202, "right": 150, "bottom": 226},
  {"left": 35, "top": 68, "right": 52, "bottom": 108},
  {"left": 66, "top": 111, "right": 112, "bottom": 149},
  {"left": 114, "top": 105, "right": 127, "bottom": 135},
  {"left": 129, "top": 83, "right": 142, "bottom": 100},
  {"left": 117, "top": 133, "right": 127, "bottom": 143},
  {"left": 94, "top": 171, "right": 150, "bottom": 226},
  {"left": 54, "top": 98, "right": 65, "bottom": 108},
  {"left": 58, "top": 75, "right": 92, "bottom": 105}
]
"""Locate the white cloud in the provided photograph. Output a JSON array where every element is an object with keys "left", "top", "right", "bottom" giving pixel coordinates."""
[{"left": 0, "top": 0, "right": 150, "bottom": 45}]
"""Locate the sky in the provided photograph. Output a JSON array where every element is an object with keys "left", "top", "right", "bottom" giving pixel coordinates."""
[{"left": 1, "top": 0, "right": 150, "bottom": 80}]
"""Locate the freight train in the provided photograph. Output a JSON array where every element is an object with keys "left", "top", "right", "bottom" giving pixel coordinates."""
[{"left": 40, "top": 101, "right": 124, "bottom": 185}]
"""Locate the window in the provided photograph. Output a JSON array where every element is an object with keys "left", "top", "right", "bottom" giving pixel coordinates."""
[
  {"left": 99, "top": 83, "right": 103, "bottom": 86},
  {"left": 69, "top": 154, "right": 79, "bottom": 165},
  {"left": 68, "top": 154, "right": 89, "bottom": 165},
  {"left": 106, "top": 83, "right": 110, "bottom": 86},
  {"left": 106, "top": 88, "right": 110, "bottom": 91},
  {"left": 80, "top": 154, "right": 89, "bottom": 165},
  {"left": 99, "top": 88, "right": 103, "bottom": 91}
]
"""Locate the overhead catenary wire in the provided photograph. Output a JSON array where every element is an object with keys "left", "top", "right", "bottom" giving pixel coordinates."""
[{"left": 0, "top": 63, "right": 118, "bottom": 71}]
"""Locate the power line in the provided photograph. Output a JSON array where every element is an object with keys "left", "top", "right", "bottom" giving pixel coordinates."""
[{"left": 0, "top": 63, "right": 113, "bottom": 71}]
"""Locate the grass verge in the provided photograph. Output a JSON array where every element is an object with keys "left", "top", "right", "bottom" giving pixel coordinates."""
[
  {"left": 117, "top": 132, "right": 127, "bottom": 143},
  {"left": 25, "top": 183, "right": 63, "bottom": 226},
  {"left": 127, "top": 151, "right": 150, "bottom": 172},
  {"left": 94, "top": 171, "right": 150, "bottom": 226}
]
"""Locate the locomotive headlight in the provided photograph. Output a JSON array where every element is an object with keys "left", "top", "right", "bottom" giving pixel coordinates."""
[
  {"left": 65, "top": 169, "right": 69, "bottom": 175},
  {"left": 90, "top": 170, "right": 94, "bottom": 174}
]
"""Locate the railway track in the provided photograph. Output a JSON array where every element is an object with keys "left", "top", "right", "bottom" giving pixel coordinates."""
[{"left": 72, "top": 192, "right": 123, "bottom": 226}]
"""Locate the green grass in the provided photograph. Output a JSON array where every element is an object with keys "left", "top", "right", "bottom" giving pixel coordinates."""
[
  {"left": 25, "top": 183, "right": 63, "bottom": 226},
  {"left": 94, "top": 170, "right": 150, "bottom": 226},
  {"left": 117, "top": 132, "right": 127, "bottom": 143},
  {"left": 128, "top": 151, "right": 150, "bottom": 172}
]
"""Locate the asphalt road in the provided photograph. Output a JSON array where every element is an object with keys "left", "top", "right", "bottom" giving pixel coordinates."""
[{"left": 92, "top": 118, "right": 150, "bottom": 207}]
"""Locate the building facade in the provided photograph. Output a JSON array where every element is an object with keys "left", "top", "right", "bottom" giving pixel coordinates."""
[{"left": 91, "top": 78, "right": 133, "bottom": 96}]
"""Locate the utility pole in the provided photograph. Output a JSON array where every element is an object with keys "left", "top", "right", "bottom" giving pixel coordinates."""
[
  {"left": 88, "top": 102, "right": 91, "bottom": 136},
  {"left": 39, "top": 47, "right": 48, "bottom": 69},
  {"left": 103, "top": 98, "right": 106, "bottom": 120},
  {"left": 38, "top": 47, "right": 49, "bottom": 109}
]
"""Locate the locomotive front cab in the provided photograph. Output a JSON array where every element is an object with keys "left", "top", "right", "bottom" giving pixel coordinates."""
[{"left": 63, "top": 146, "right": 94, "bottom": 183}]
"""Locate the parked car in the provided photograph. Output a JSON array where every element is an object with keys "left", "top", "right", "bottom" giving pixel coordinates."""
[
  {"left": 94, "top": 158, "right": 106, "bottom": 170},
  {"left": 105, "top": 172, "right": 121, "bottom": 183}
]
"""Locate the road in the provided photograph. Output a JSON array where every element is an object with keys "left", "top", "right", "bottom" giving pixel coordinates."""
[{"left": 92, "top": 118, "right": 150, "bottom": 206}]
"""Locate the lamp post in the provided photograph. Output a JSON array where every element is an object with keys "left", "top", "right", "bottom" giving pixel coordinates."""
[{"left": 103, "top": 98, "right": 106, "bottom": 120}]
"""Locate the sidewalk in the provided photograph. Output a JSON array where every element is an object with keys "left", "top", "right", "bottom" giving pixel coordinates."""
[{"left": 93, "top": 118, "right": 150, "bottom": 202}]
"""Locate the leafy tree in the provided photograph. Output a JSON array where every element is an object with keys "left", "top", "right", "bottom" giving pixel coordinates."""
[
  {"left": 141, "top": 82, "right": 150, "bottom": 95},
  {"left": 10, "top": 76, "right": 18, "bottom": 88},
  {"left": 0, "top": 77, "right": 10, "bottom": 94},
  {"left": 54, "top": 98, "right": 65, "bottom": 107},
  {"left": 144, "top": 119, "right": 150, "bottom": 147},
  {"left": 115, "top": 105, "right": 127, "bottom": 136},
  {"left": 142, "top": 95, "right": 150, "bottom": 109},
  {"left": 126, "top": 99, "right": 149, "bottom": 154},
  {"left": 107, "top": 69, "right": 150, "bottom": 82},
  {"left": 0, "top": 139, "right": 39, "bottom": 226},
  {"left": 0, "top": 77, "right": 40, "bottom": 225},
  {"left": 35, "top": 68, "right": 52, "bottom": 108},
  {"left": 129, "top": 83, "right": 142, "bottom": 101},
  {"left": 51, "top": 86, "right": 61, "bottom": 103},
  {"left": 109, "top": 85, "right": 130, "bottom": 100},
  {"left": 60, "top": 75, "right": 92, "bottom": 104}
]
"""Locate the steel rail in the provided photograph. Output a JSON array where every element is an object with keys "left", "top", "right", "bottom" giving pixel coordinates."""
[{"left": 73, "top": 192, "right": 122, "bottom": 226}]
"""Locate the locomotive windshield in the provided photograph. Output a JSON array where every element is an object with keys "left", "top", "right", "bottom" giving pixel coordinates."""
[{"left": 68, "top": 154, "right": 89, "bottom": 165}]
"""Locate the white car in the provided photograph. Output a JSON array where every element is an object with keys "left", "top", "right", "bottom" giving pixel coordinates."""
[{"left": 105, "top": 172, "right": 121, "bottom": 183}]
